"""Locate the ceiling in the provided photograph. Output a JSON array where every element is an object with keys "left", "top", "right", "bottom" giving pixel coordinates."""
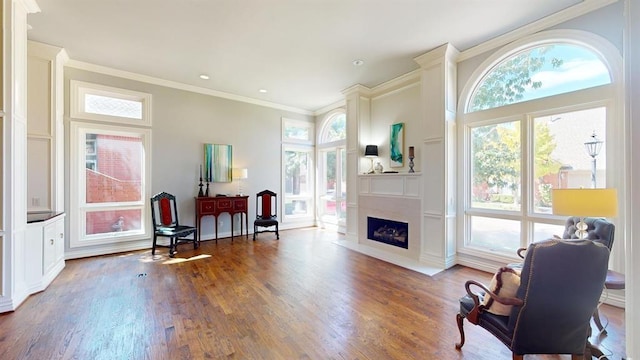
[{"left": 27, "top": 0, "right": 585, "bottom": 113}]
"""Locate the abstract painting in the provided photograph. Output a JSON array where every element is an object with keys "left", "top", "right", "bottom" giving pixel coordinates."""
[
  {"left": 390, "top": 123, "right": 404, "bottom": 168},
  {"left": 204, "top": 144, "right": 232, "bottom": 182}
]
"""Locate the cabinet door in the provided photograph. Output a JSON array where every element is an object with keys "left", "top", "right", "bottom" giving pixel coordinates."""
[
  {"left": 43, "top": 222, "right": 57, "bottom": 274},
  {"left": 53, "top": 217, "right": 65, "bottom": 263}
]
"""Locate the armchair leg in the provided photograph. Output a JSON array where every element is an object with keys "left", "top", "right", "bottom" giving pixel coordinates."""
[
  {"left": 512, "top": 355, "right": 524, "bottom": 360},
  {"left": 592, "top": 308, "right": 607, "bottom": 335},
  {"left": 455, "top": 313, "right": 466, "bottom": 349}
]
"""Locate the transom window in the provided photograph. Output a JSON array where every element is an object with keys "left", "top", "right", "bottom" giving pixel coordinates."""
[{"left": 468, "top": 43, "right": 611, "bottom": 112}]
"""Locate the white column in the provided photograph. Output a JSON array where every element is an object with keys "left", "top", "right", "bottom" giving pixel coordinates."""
[
  {"left": 414, "top": 44, "right": 459, "bottom": 269},
  {"left": 0, "top": 0, "right": 41, "bottom": 312},
  {"left": 342, "top": 85, "right": 372, "bottom": 241}
]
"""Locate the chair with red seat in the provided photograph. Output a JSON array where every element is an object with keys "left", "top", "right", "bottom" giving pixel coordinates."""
[
  {"left": 150, "top": 191, "right": 198, "bottom": 257},
  {"left": 254, "top": 190, "right": 279, "bottom": 240}
]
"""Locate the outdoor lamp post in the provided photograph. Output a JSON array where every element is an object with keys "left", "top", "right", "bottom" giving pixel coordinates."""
[{"left": 584, "top": 131, "right": 603, "bottom": 188}]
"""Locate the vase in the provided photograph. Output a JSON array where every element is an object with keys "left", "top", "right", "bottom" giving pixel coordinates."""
[{"left": 374, "top": 162, "right": 383, "bottom": 174}]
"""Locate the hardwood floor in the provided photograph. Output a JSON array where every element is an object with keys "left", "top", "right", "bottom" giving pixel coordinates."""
[{"left": 0, "top": 228, "right": 625, "bottom": 359}]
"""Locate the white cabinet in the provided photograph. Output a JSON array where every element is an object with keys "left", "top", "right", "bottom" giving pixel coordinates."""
[{"left": 25, "top": 213, "right": 66, "bottom": 293}]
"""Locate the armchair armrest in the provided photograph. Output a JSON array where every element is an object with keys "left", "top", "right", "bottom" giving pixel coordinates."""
[
  {"left": 516, "top": 247, "right": 527, "bottom": 259},
  {"left": 463, "top": 280, "right": 524, "bottom": 324}
]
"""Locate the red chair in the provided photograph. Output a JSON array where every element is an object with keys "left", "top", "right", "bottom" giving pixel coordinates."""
[
  {"left": 150, "top": 192, "right": 198, "bottom": 257},
  {"left": 254, "top": 190, "right": 279, "bottom": 240}
]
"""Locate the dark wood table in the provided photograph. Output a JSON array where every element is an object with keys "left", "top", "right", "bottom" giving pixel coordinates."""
[{"left": 195, "top": 196, "right": 249, "bottom": 242}]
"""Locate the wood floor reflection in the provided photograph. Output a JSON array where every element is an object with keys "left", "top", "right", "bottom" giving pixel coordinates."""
[{"left": 0, "top": 228, "right": 625, "bottom": 359}]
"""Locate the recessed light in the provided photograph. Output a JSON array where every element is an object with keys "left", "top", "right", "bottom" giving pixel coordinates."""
[
  {"left": 258, "top": 89, "right": 268, "bottom": 93},
  {"left": 199, "top": 74, "right": 210, "bottom": 80},
  {"left": 352, "top": 59, "right": 364, "bottom": 66}
]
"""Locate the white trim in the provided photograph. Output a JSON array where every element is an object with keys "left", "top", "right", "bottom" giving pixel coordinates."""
[
  {"left": 70, "top": 80, "right": 152, "bottom": 126},
  {"left": 66, "top": 59, "right": 313, "bottom": 116},
  {"left": 457, "top": 0, "right": 620, "bottom": 62},
  {"left": 281, "top": 117, "right": 314, "bottom": 145},
  {"left": 69, "top": 122, "right": 152, "bottom": 249},
  {"left": 313, "top": 100, "right": 346, "bottom": 116}
]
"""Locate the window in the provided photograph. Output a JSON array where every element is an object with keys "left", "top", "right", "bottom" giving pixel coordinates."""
[
  {"left": 317, "top": 111, "right": 347, "bottom": 231},
  {"left": 282, "top": 118, "right": 315, "bottom": 223},
  {"left": 460, "top": 33, "right": 620, "bottom": 256},
  {"left": 71, "top": 80, "right": 152, "bottom": 126},
  {"left": 70, "top": 81, "right": 152, "bottom": 248}
]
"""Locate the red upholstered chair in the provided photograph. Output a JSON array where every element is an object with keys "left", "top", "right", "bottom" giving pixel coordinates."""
[
  {"left": 150, "top": 192, "right": 198, "bottom": 257},
  {"left": 254, "top": 190, "right": 279, "bottom": 240}
]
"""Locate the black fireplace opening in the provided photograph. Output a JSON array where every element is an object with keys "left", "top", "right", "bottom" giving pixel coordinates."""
[{"left": 367, "top": 216, "right": 408, "bottom": 249}]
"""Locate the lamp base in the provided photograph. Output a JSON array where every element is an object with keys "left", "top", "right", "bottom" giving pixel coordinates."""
[{"left": 575, "top": 217, "right": 589, "bottom": 239}]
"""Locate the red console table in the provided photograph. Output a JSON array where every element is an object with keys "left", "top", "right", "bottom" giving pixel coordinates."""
[{"left": 195, "top": 196, "right": 249, "bottom": 242}]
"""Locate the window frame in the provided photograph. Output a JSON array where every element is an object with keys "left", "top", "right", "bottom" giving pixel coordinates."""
[
  {"left": 70, "top": 80, "right": 152, "bottom": 126},
  {"left": 457, "top": 30, "right": 624, "bottom": 262},
  {"left": 281, "top": 117, "right": 315, "bottom": 224}
]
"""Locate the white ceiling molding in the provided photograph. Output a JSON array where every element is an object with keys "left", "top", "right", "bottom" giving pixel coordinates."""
[
  {"left": 458, "top": 0, "right": 620, "bottom": 62},
  {"left": 64, "top": 59, "right": 314, "bottom": 116}
]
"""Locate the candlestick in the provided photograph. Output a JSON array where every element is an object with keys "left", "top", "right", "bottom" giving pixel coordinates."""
[
  {"left": 408, "top": 146, "right": 415, "bottom": 157},
  {"left": 408, "top": 146, "right": 415, "bottom": 173}
]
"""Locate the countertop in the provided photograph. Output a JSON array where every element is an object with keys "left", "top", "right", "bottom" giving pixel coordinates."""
[{"left": 27, "top": 211, "right": 64, "bottom": 224}]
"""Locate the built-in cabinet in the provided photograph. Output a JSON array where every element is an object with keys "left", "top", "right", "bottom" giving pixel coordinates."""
[
  {"left": 26, "top": 213, "right": 65, "bottom": 293},
  {"left": 27, "top": 41, "right": 66, "bottom": 213}
]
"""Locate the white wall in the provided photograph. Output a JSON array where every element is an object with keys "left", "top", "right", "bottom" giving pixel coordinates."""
[{"left": 63, "top": 67, "right": 313, "bottom": 257}]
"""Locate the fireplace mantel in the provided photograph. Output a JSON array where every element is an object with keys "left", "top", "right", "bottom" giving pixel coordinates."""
[{"left": 358, "top": 172, "right": 421, "bottom": 198}]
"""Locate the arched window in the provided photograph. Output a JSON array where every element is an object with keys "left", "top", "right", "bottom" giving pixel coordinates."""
[
  {"left": 468, "top": 43, "right": 611, "bottom": 112},
  {"left": 458, "top": 31, "right": 623, "bottom": 257},
  {"left": 320, "top": 113, "right": 346, "bottom": 143}
]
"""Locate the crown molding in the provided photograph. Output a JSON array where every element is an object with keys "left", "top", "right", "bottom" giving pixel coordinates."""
[
  {"left": 458, "top": 0, "right": 620, "bottom": 62},
  {"left": 313, "top": 99, "right": 346, "bottom": 116},
  {"left": 21, "top": 0, "right": 41, "bottom": 13},
  {"left": 371, "top": 69, "right": 421, "bottom": 98},
  {"left": 64, "top": 59, "right": 313, "bottom": 116}
]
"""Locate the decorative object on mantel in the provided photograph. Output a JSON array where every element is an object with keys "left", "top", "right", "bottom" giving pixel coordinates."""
[
  {"left": 408, "top": 146, "right": 415, "bottom": 173},
  {"left": 390, "top": 123, "right": 404, "bottom": 168},
  {"left": 198, "top": 165, "right": 205, "bottom": 197},
  {"left": 364, "top": 144, "right": 378, "bottom": 174},
  {"left": 232, "top": 168, "right": 248, "bottom": 195},
  {"left": 374, "top": 161, "right": 384, "bottom": 174}
]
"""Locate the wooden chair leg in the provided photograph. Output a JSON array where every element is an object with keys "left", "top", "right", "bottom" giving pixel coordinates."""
[
  {"left": 455, "top": 313, "right": 466, "bottom": 349},
  {"left": 152, "top": 235, "right": 157, "bottom": 255},
  {"left": 592, "top": 307, "right": 607, "bottom": 335},
  {"left": 571, "top": 355, "right": 585, "bottom": 360},
  {"left": 512, "top": 354, "right": 524, "bottom": 360},
  {"left": 276, "top": 224, "right": 279, "bottom": 239}
]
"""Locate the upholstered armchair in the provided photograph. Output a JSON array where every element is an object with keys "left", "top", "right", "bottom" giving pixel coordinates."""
[{"left": 455, "top": 239, "right": 610, "bottom": 359}]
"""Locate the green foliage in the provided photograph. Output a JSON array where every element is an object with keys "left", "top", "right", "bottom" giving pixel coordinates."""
[
  {"left": 469, "top": 46, "right": 563, "bottom": 112},
  {"left": 472, "top": 123, "right": 520, "bottom": 192}
]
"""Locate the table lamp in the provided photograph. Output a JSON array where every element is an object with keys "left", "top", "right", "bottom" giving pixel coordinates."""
[
  {"left": 232, "top": 168, "right": 248, "bottom": 195},
  {"left": 552, "top": 188, "right": 617, "bottom": 239},
  {"left": 364, "top": 145, "right": 378, "bottom": 174}
]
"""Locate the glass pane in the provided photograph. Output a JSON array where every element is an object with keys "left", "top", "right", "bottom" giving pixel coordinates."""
[
  {"left": 284, "top": 150, "right": 310, "bottom": 196},
  {"left": 320, "top": 150, "right": 337, "bottom": 218},
  {"left": 533, "top": 222, "right": 566, "bottom": 243},
  {"left": 85, "top": 133, "right": 143, "bottom": 203},
  {"left": 284, "top": 199, "right": 309, "bottom": 216},
  {"left": 468, "top": 44, "right": 611, "bottom": 112},
  {"left": 471, "top": 121, "right": 521, "bottom": 211},
  {"left": 284, "top": 123, "right": 310, "bottom": 142},
  {"left": 470, "top": 216, "right": 521, "bottom": 253},
  {"left": 532, "top": 107, "right": 606, "bottom": 213},
  {"left": 86, "top": 209, "right": 142, "bottom": 235},
  {"left": 85, "top": 94, "right": 143, "bottom": 119},
  {"left": 339, "top": 148, "right": 347, "bottom": 220},
  {"left": 321, "top": 113, "right": 346, "bottom": 143}
]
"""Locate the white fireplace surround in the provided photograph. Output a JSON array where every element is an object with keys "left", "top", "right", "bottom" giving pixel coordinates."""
[{"left": 336, "top": 173, "right": 442, "bottom": 276}]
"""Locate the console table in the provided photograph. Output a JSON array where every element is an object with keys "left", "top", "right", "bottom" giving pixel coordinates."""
[{"left": 195, "top": 196, "right": 249, "bottom": 242}]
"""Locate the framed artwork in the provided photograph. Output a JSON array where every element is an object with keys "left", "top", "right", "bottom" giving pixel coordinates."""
[
  {"left": 204, "top": 144, "right": 232, "bottom": 182},
  {"left": 390, "top": 123, "right": 404, "bottom": 168}
]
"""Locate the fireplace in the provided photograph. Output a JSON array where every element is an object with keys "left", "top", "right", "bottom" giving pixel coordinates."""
[{"left": 367, "top": 216, "right": 408, "bottom": 249}]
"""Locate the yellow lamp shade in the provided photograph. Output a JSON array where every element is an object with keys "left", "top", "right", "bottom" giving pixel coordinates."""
[
  {"left": 232, "top": 168, "right": 248, "bottom": 180},
  {"left": 552, "top": 188, "right": 617, "bottom": 218}
]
